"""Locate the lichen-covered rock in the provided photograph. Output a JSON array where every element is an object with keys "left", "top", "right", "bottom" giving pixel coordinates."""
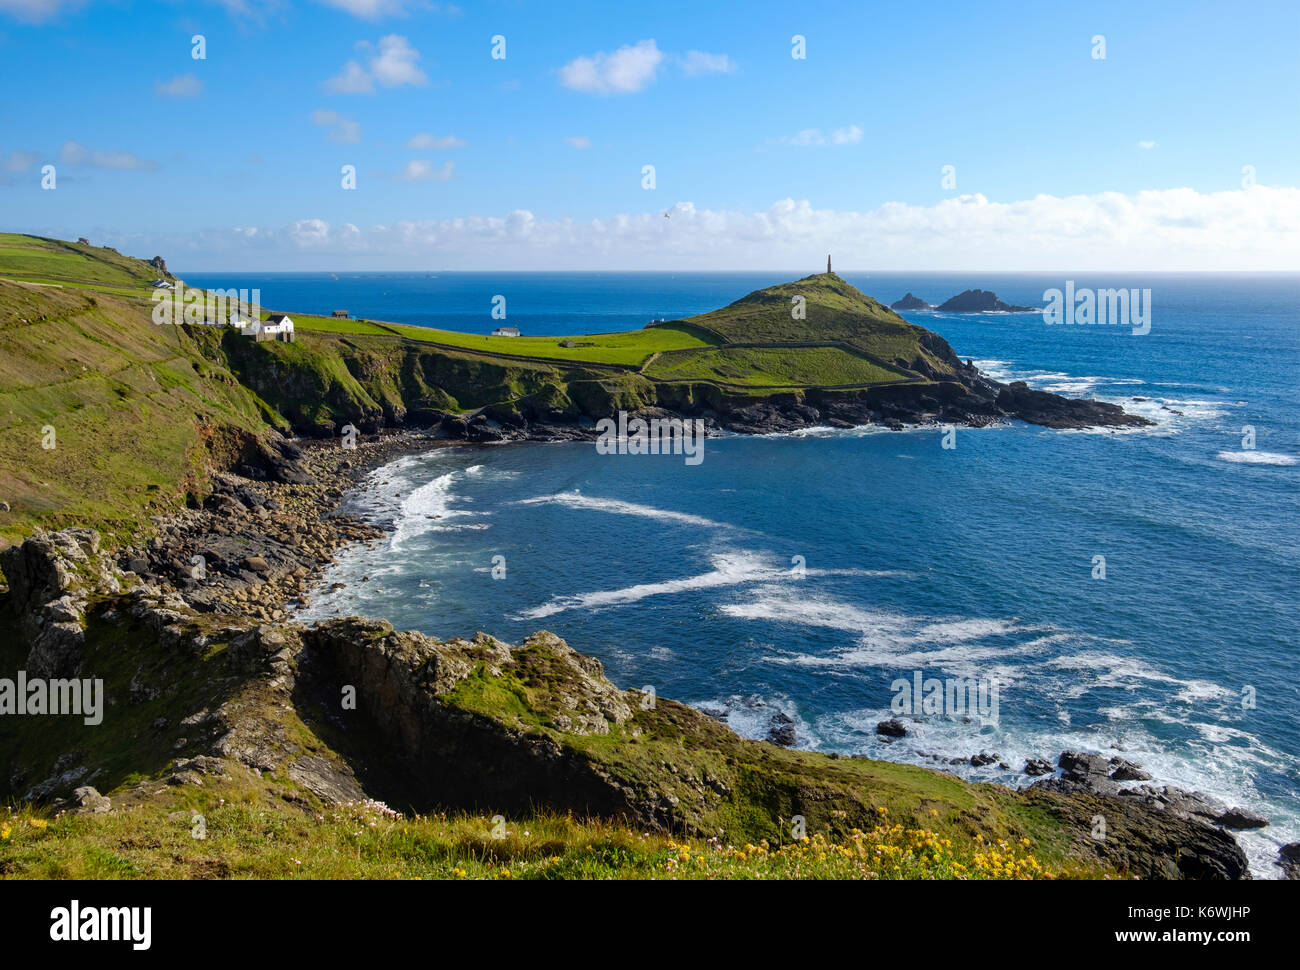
[{"left": 0, "top": 530, "right": 104, "bottom": 677}]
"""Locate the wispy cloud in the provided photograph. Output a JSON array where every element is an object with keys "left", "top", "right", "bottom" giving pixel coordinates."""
[
  {"left": 311, "top": 109, "right": 362, "bottom": 143},
  {"left": 154, "top": 73, "right": 204, "bottom": 98},
  {"left": 564, "top": 135, "right": 592, "bottom": 149},
  {"left": 324, "top": 34, "right": 427, "bottom": 93},
  {"left": 680, "top": 50, "right": 735, "bottom": 76},
  {"left": 1138, "top": 140, "right": 1157, "bottom": 150},
  {"left": 776, "top": 125, "right": 863, "bottom": 147},
  {"left": 406, "top": 132, "right": 465, "bottom": 150},
  {"left": 397, "top": 159, "right": 454, "bottom": 182},
  {"left": 59, "top": 140, "right": 157, "bottom": 171},
  {"left": 558, "top": 40, "right": 736, "bottom": 94},
  {"left": 1, "top": 149, "right": 40, "bottom": 172},
  {"left": 559, "top": 39, "right": 664, "bottom": 94}
]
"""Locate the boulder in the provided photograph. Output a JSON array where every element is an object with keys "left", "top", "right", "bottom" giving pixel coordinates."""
[
  {"left": 1276, "top": 843, "right": 1300, "bottom": 880},
  {"left": 875, "top": 718, "right": 908, "bottom": 738}
]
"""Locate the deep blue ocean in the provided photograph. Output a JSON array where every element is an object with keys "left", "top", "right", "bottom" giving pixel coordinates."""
[{"left": 188, "top": 270, "right": 1300, "bottom": 876}]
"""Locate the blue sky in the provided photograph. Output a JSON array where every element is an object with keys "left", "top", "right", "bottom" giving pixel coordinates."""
[{"left": 1, "top": 0, "right": 1297, "bottom": 269}]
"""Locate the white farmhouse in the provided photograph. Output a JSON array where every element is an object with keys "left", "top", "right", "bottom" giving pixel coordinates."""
[
  {"left": 232, "top": 312, "right": 295, "bottom": 342},
  {"left": 491, "top": 326, "right": 521, "bottom": 337}
]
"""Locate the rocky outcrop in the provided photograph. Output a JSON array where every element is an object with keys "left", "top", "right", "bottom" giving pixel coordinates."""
[
  {"left": 1276, "top": 843, "right": 1300, "bottom": 880},
  {"left": 995, "top": 381, "right": 1148, "bottom": 429},
  {"left": 1022, "top": 783, "right": 1250, "bottom": 880},
  {"left": 1027, "top": 750, "right": 1261, "bottom": 878},
  {"left": 937, "top": 289, "right": 1035, "bottom": 313},
  {"left": 0, "top": 528, "right": 118, "bottom": 678},
  {"left": 876, "top": 718, "right": 908, "bottom": 738},
  {"left": 890, "top": 293, "right": 932, "bottom": 310},
  {"left": 300, "top": 619, "right": 669, "bottom": 823}
]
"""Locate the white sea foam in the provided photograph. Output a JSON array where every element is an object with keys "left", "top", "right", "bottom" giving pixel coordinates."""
[
  {"left": 390, "top": 471, "right": 473, "bottom": 551},
  {"left": 514, "top": 552, "right": 907, "bottom": 620},
  {"left": 517, "top": 490, "right": 726, "bottom": 529},
  {"left": 1216, "top": 450, "right": 1297, "bottom": 466}
]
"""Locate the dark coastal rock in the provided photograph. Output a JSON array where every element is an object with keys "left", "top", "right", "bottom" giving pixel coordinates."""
[
  {"left": 1109, "top": 759, "right": 1153, "bottom": 782},
  {"left": 1115, "top": 784, "right": 1268, "bottom": 830},
  {"left": 766, "top": 711, "right": 797, "bottom": 747},
  {"left": 876, "top": 718, "right": 908, "bottom": 738},
  {"left": 1217, "top": 807, "right": 1270, "bottom": 830},
  {"left": 1023, "top": 783, "right": 1250, "bottom": 879},
  {"left": 890, "top": 292, "right": 932, "bottom": 310},
  {"left": 970, "top": 751, "right": 1000, "bottom": 767},
  {"left": 937, "top": 289, "right": 1035, "bottom": 313},
  {"left": 995, "top": 381, "right": 1151, "bottom": 429},
  {"left": 1024, "top": 758, "right": 1055, "bottom": 776},
  {"left": 1276, "top": 843, "right": 1300, "bottom": 879}
]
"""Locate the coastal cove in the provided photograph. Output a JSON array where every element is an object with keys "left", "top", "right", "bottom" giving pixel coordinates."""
[
  {"left": 1, "top": 240, "right": 1294, "bottom": 882},
  {"left": 288, "top": 272, "right": 1300, "bottom": 879}
]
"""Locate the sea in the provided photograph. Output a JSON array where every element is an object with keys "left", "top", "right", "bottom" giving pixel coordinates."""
[{"left": 185, "top": 270, "right": 1300, "bottom": 877}]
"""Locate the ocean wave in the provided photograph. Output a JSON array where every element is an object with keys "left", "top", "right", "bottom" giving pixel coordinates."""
[
  {"left": 513, "top": 552, "right": 905, "bottom": 620},
  {"left": 1216, "top": 450, "right": 1297, "bottom": 466},
  {"left": 516, "top": 490, "right": 728, "bottom": 529},
  {"left": 390, "top": 472, "right": 459, "bottom": 551}
]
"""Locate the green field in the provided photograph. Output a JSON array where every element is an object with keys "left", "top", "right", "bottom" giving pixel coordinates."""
[
  {"left": 293, "top": 317, "right": 717, "bottom": 366},
  {"left": 645, "top": 344, "right": 907, "bottom": 387}
]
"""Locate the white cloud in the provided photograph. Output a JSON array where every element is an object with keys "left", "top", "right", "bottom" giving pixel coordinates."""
[
  {"left": 680, "top": 50, "right": 735, "bottom": 76},
  {"left": 288, "top": 218, "right": 332, "bottom": 247},
  {"left": 778, "top": 125, "right": 862, "bottom": 147},
  {"left": 1138, "top": 140, "right": 1157, "bottom": 150},
  {"left": 564, "top": 136, "right": 592, "bottom": 149},
  {"left": 176, "top": 186, "right": 1299, "bottom": 270},
  {"left": 398, "top": 159, "right": 455, "bottom": 182},
  {"left": 559, "top": 39, "right": 663, "bottom": 94},
  {"left": 154, "top": 73, "right": 204, "bottom": 98},
  {"left": 406, "top": 132, "right": 465, "bottom": 150},
  {"left": 59, "top": 140, "right": 157, "bottom": 171},
  {"left": 311, "top": 109, "right": 362, "bottom": 144},
  {"left": 324, "top": 60, "right": 374, "bottom": 93},
  {"left": 368, "top": 34, "right": 427, "bottom": 86},
  {"left": 324, "top": 34, "right": 427, "bottom": 92}
]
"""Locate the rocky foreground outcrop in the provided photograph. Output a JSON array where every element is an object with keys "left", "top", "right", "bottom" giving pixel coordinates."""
[{"left": 0, "top": 525, "right": 1253, "bottom": 880}]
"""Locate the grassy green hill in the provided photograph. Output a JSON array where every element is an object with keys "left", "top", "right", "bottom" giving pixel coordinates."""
[
  {"left": 0, "top": 233, "right": 164, "bottom": 288},
  {"left": 0, "top": 275, "right": 278, "bottom": 548},
  {"left": 673, "top": 272, "right": 959, "bottom": 380}
]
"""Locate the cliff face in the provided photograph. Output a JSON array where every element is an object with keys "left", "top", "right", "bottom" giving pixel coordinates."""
[
  {"left": 0, "top": 528, "right": 1251, "bottom": 879},
  {"left": 197, "top": 325, "right": 1148, "bottom": 443}
]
